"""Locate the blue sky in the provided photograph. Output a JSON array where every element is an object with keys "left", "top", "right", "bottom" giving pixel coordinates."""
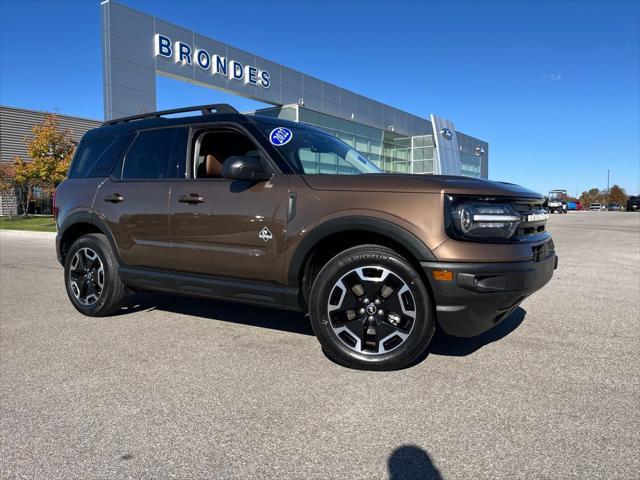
[{"left": 1, "top": 0, "right": 638, "bottom": 195}]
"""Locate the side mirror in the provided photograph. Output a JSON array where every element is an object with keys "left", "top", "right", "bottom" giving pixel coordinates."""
[{"left": 222, "top": 156, "right": 272, "bottom": 182}]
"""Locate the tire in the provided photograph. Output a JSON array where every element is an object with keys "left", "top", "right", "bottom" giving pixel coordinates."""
[
  {"left": 64, "top": 233, "right": 127, "bottom": 316},
  {"left": 308, "top": 245, "right": 435, "bottom": 370}
]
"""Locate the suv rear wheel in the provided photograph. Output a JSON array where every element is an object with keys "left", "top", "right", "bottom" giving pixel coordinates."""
[
  {"left": 64, "top": 233, "right": 126, "bottom": 316},
  {"left": 309, "top": 245, "right": 435, "bottom": 370}
]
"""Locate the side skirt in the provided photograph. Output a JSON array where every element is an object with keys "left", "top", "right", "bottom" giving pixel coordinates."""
[{"left": 118, "top": 266, "right": 302, "bottom": 311}]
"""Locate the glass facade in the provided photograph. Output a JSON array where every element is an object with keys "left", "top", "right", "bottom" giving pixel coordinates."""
[
  {"left": 459, "top": 152, "right": 481, "bottom": 177},
  {"left": 457, "top": 131, "right": 488, "bottom": 178},
  {"left": 411, "top": 135, "right": 436, "bottom": 174},
  {"left": 255, "top": 105, "right": 486, "bottom": 178}
]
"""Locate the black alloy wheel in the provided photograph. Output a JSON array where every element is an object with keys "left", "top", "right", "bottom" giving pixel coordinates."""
[
  {"left": 64, "top": 233, "right": 127, "bottom": 316},
  {"left": 309, "top": 245, "right": 435, "bottom": 370}
]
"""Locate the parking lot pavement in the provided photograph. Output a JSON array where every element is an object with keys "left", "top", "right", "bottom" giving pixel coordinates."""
[{"left": 1, "top": 212, "right": 639, "bottom": 480}]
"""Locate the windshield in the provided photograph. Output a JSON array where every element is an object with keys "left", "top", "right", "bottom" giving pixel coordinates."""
[
  {"left": 257, "top": 123, "right": 382, "bottom": 175},
  {"left": 548, "top": 191, "right": 565, "bottom": 200}
]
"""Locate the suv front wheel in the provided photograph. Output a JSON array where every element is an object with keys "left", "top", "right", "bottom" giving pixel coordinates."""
[
  {"left": 64, "top": 233, "right": 127, "bottom": 317},
  {"left": 309, "top": 245, "right": 435, "bottom": 370}
]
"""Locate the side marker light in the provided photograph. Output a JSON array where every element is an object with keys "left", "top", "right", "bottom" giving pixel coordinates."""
[{"left": 432, "top": 270, "right": 453, "bottom": 281}]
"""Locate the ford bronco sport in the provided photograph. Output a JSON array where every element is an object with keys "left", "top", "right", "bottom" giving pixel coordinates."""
[{"left": 55, "top": 104, "right": 557, "bottom": 370}]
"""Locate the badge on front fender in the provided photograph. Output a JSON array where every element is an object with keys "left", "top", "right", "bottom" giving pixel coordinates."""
[{"left": 258, "top": 227, "right": 273, "bottom": 242}]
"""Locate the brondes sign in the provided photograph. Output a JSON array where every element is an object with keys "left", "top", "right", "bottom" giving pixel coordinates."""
[{"left": 155, "top": 34, "right": 271, "bottom": 89}]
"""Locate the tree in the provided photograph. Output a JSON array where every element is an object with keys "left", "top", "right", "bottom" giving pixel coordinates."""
[
  {"left": 0, "top": 163, "right": 17, "bottom": 218},
  {"left": 26, "top": 114, "right": 75, "bottom": 195},
  {"left": 607, "top": 184, "right": 628, "bottom": 206},
  {"left": 0, "top": 162, "right": 15, "bottom": 192},
  {"left": 579, "top": 188, "right": 602, "bottom": 208},
  {"left": 12, "top": 114, "right": 76, "bottom": 215},
  {"left": 13, "top": 157, "right": 41, "bottom": 216}
]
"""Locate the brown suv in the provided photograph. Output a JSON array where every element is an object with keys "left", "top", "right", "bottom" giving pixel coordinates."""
[{"left": 55, "top": 104, "right": 557, "bottom": 370}]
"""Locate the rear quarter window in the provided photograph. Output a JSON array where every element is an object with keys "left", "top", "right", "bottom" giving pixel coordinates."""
[{"left": 68, "top": 134, "right": 132, "bottom": 178}]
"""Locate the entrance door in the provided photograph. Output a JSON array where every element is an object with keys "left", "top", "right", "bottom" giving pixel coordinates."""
[{"left": 169, "top": 126, "right": 289, "bottom": 285}]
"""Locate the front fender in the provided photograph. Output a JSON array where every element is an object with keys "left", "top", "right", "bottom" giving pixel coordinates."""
[{"left": 286, "top": 215, "right": 436, "bottom": 287}]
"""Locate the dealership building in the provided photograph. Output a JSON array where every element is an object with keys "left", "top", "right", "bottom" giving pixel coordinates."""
[{"left": 1, "top": 0, "right": 489, "bottom": 214}]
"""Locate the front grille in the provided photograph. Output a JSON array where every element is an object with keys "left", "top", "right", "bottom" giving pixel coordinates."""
[{"left": 511, "top": 200, "right": 548, "bottom": 239}]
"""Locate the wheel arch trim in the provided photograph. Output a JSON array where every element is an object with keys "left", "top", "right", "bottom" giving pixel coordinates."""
[
  {"left": 57, "top": 211, "right": 122, "bottom": 265},
  {"left": 286, "top": 216, "right": 436, "bottom": 287}
]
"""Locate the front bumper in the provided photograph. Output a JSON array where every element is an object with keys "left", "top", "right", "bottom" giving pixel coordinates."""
[{"left": 421, "top": 250, "right": 557, "bottom": 337}]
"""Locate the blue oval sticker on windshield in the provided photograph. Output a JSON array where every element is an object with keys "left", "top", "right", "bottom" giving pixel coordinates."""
[{"left": 269, "top": 127, "right": 293, "bottom": 146}]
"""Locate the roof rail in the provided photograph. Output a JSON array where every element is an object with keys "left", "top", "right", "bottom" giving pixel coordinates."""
[{"left": 101, "top": 103, "right": 239, "bottom": 126}]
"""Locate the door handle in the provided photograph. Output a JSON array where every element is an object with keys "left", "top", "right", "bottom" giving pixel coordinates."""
[
  {"left": 179, "top": 193, "right": 205, "bottom": 204},
  {"left": 104, "top": 193, "right": 125, "bottom": 203}
]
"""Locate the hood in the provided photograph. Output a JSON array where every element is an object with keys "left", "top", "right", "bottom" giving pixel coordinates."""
[{"left": 301, "top": 174, "right": 543, "bottom": 198}]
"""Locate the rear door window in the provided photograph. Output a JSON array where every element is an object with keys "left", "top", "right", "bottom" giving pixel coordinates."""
[{"left": 122, "top": 128, "right": 176, "bottom": 180}]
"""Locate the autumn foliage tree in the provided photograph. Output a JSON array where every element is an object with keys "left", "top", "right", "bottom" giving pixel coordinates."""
[
  {"left": 13, "top": 114, "right": 75, "bottom": 215},
  {"left": 0, "top": 163, "right": 17, "bottom": 218},
  {"left": 579, "top": 188, "right": 602, "bottom": 208},
  {"left": 13, "top": 157, "right": 40, "bottom": 216},
  {"left": 0, "top": 162, "right": 15, "bottom": 193},
  {"left": 607, "top": 184, "right": 628, "bottom": 206},
  {"left": 577, "top": 185, "right": 628, "bottom": 209}
]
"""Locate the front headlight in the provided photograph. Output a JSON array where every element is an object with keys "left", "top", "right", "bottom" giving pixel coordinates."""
[{"left": 447, "top": 197, "right": 521, "bottom": 241}]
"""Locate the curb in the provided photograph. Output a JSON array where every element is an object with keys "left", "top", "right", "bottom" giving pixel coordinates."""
[{"left": 0, "top": 229, "right": 57, "bottom": 237}]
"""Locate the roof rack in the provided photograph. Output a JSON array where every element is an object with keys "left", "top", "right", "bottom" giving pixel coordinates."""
[{"left": 101, "top": 103, "right": 239, "bottom": 126}]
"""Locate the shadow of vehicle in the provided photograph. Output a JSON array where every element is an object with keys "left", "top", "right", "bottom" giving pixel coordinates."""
[
  {"left": 427, "top": 307, "right": 526, "bottom": 357},
  {"left": 399, "top": 306, "right": 527, "bottom": 369},
  {"left": 118, "top": 292, "right": 314, "bottom": 336},
  {"left": 117, "top": 293, "right": 525, "bottom": 368},
  {"left": 388, "top": 445, "right": 443, "bottom": 480}
]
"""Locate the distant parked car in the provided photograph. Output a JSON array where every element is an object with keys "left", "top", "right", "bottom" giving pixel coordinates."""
[
  {"left": 589, "top": 203, "right": 602, "bottom": 211},
  {"left": 575, "top": 201, "right": 583, "bottom": 210},
  {"left": 567, "top": 202, "right": 578, "bottom": 210},
  {"left": 607, "top": 203, "right": 621, "bottom": 211},
  {"left": 626, "top": 196, "right": 640, "bottom": 212}
]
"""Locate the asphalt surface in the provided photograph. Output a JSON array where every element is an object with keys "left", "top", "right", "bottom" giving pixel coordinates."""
[{"left": 1, "top": 212, "right": 639, "bottom": 479}]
